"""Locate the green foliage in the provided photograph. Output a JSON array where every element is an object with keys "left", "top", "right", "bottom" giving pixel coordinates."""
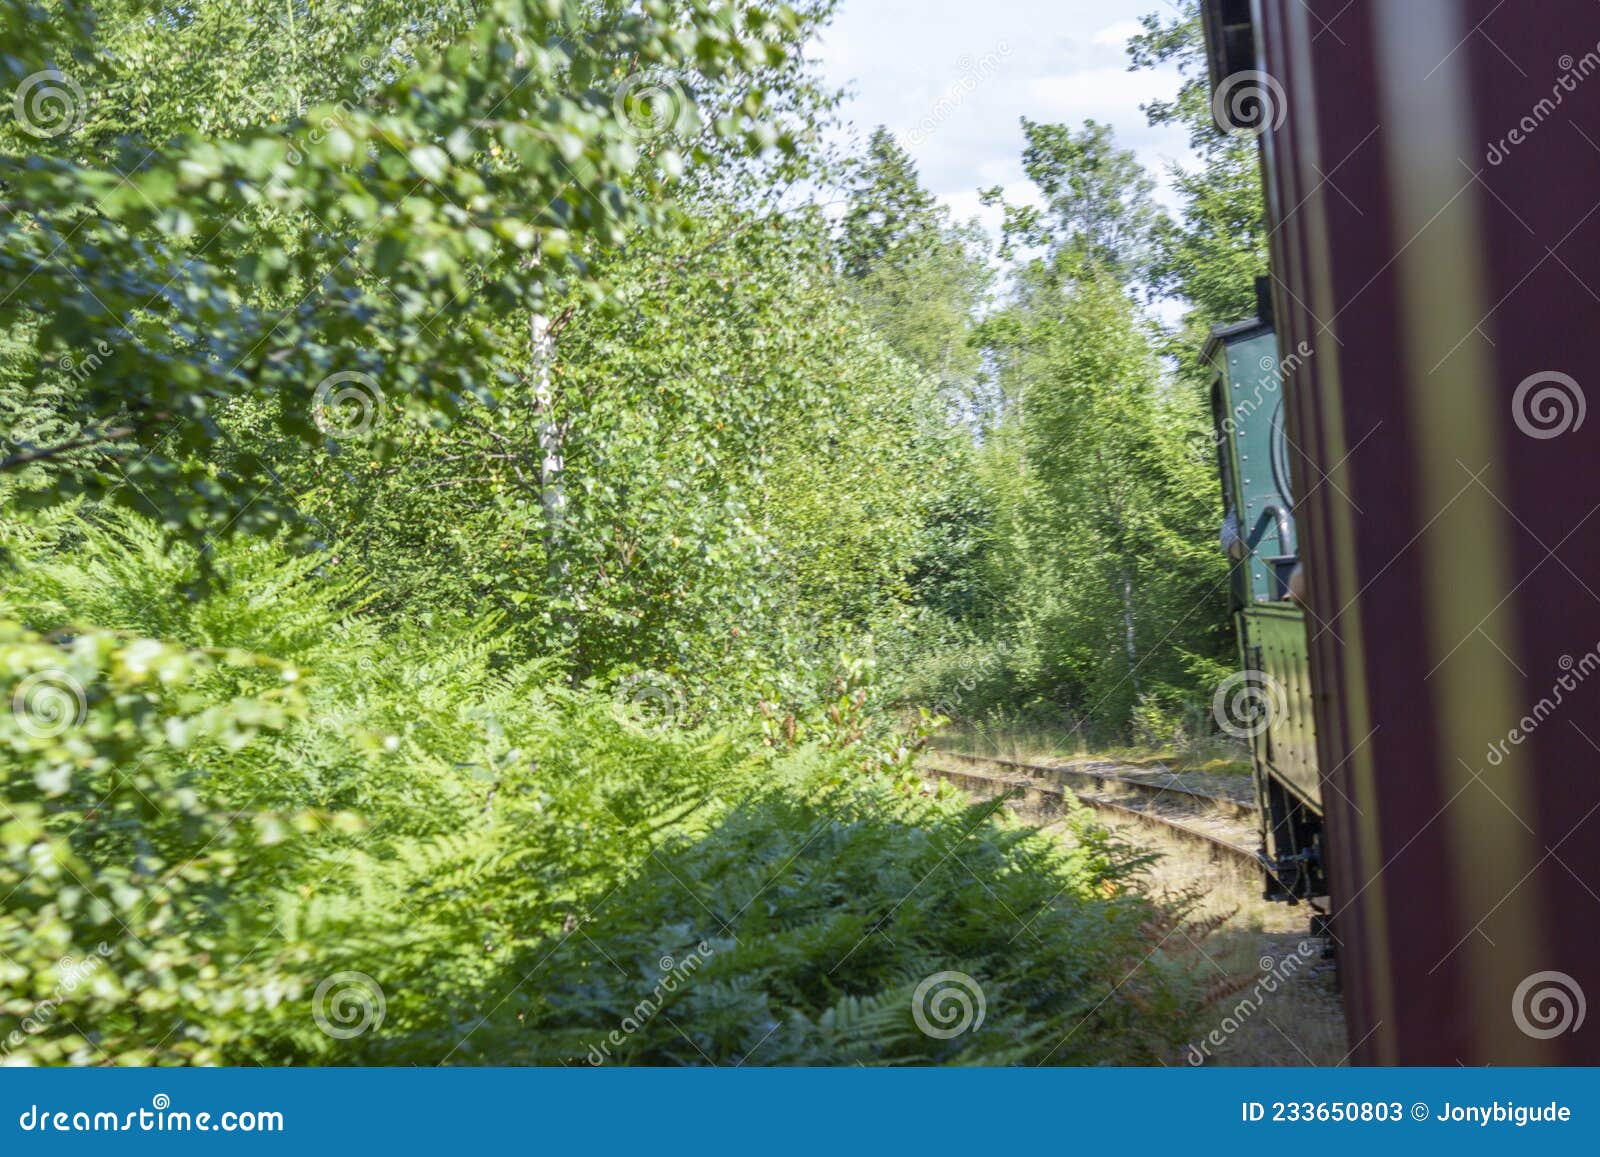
[
  {"left": 508, "top": 782, "right": 1192, "bottom": 1067},
  {"left": 898, "top": 89, "right": 1246, "bottom": 746},
  {"left": 964, "top": 270, "right": 1228, "bottom": 738},
  {"left": 985, "top": 118, "right": 1165, "bottom": 285},
  {"left": 262, "top": 199, "right": 951, "bottom": 716},
  {"left": 0, "top": 0, "right": 809, "bottom": 544},
  {"left": 3, "top": 0, "right": 939, "bottom": 703},
  {"left": 0, "top": 511, "right": 1202, "bottom": 1065},
  {"left": 0, "top": 0, "right": 1258, "bottom": 1069},
  {"left": 1129, "top": 2, "right": 1269, "bottom": 346},
  {"left": 839, "top": 128, "right": 990, "bottom": 395},
  {"left": 839, "top": 127, "right": 940, "bottom": 281}
]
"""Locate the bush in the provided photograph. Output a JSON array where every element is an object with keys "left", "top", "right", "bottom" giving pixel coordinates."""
[
  {"left": 0, "top": 510, "right": 1204, "bottom": 1065},
  {"left": 505, "top": 776, "right": 1198, "bottom": 1066}
]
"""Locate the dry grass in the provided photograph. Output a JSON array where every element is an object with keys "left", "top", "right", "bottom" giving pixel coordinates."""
[
  {"left": 1194, "top": 933, "right": 1350, "bottom": 1066},
  {"left": 921, "top": 745, "right": 1350, "bottom": 1067},
  {"left": 1123, "top": 821, "right": 1348, "bottom": 1066},
  {"left": 928, "top": 721, "right": 1091, "bottom": 762},
  {"left": 930, "top": 723, "right": 1255, "bottom": 783}
]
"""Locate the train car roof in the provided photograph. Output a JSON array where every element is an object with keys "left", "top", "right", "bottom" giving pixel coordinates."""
[{"left": 1201, "top": 316, "right": 1273, "bottom": 365}]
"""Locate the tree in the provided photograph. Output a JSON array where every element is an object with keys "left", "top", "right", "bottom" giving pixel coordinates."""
[
  {"left": 1128, "top": 1, "right": 1269, "bottom": 334},
  {"left": 896, "top": 110, "right": 1234, "bottom": 744},
  {"left": 832, "top": 128, "right": 994, "bottom": 661},
  {"left": 837, "top": 127, "right": 990, "bottom": 394},
  {"left": 975, "top": 266, "right": 1228, "bottom": 736},
  {"left": 838, "top": 127, "right": 940, "bottom": 280},
  {"left": 0, "top": 0, "right": 808, "bottom": 548},
  {"left": 985, "top": 119, "right": 1165, "bottom": 286}
]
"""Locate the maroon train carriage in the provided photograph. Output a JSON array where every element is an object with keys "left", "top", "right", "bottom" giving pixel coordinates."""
[{"left": 1203, "top": 0, "right": 1600, "bottom": 1064}]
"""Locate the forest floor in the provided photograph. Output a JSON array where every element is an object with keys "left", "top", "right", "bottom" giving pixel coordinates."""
[
  {"left": 1125, "top": 812, "right": 1350, "bottom": 1067},
  {"left": 918, "top": 743, "right": 1350, "bottom": 1067}
]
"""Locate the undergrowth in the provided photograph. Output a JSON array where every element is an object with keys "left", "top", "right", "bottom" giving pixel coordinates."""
[{"left": 1, "top": 509, "right": 1207, "bottom": 1065}]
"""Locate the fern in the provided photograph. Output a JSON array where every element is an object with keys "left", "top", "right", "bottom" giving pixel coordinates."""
[{"left": 0, "top": 508, "right": 1206, "bottom": 1066}]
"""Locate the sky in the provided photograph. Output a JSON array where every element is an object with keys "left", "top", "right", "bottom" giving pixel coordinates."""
[{"left": 812, "top": 0, "right": 1191, "bottom": 235}]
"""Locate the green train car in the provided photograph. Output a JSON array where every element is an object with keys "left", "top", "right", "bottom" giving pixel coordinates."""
[{"left": 1206, "top": 315, "right": 1325, "bottom": 904}]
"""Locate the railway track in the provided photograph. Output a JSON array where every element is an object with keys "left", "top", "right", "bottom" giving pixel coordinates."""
[
  {"left": 936, "top": 750, "right": 1255, "bottom": 817},
  {"left": 919, "top": 749, "right": 1262, "bottom": 872}
]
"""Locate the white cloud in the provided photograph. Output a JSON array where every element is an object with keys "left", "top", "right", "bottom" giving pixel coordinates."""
[
  {"left": 1092, "top": 20, "right": 1145, "bottom": 48},
  {"left": 1024, "top": 66, "right": 1178, "bottom": 125},
  {"left": 814, "top": 0, "right": 1199, "bottom": 245},
  {"left": 936, "top": 188, "right": 1003, "bottom": 235}
]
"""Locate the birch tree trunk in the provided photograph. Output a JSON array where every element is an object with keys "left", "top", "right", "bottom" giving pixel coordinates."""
[
  {"left": 1119, "top": 566, "right": 1141, "bottom": 698},
  {"left": 531, "top": 311, "right": 567, "bottom": 590}
]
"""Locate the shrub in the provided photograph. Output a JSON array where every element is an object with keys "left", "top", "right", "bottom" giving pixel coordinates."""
[{"left": 0, "top": 510, "right": 1204, "bottom": 1065}]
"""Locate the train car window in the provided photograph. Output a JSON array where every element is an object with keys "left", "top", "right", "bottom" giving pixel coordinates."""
[{"left": 1210, "top": 377, "right": 1238, "bottom": 522}]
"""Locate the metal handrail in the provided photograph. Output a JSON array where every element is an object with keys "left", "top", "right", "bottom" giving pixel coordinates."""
[{"left": 1245, "top": 504, "right": 1293, "bottom": 557}]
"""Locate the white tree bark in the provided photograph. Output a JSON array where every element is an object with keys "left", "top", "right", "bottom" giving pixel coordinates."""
[
  {"left": 1119, "top": 566, "right": 1141, "bottom": 698},
  {"left": 531, "top": 311, "right": 566, "bottom": 585}
]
